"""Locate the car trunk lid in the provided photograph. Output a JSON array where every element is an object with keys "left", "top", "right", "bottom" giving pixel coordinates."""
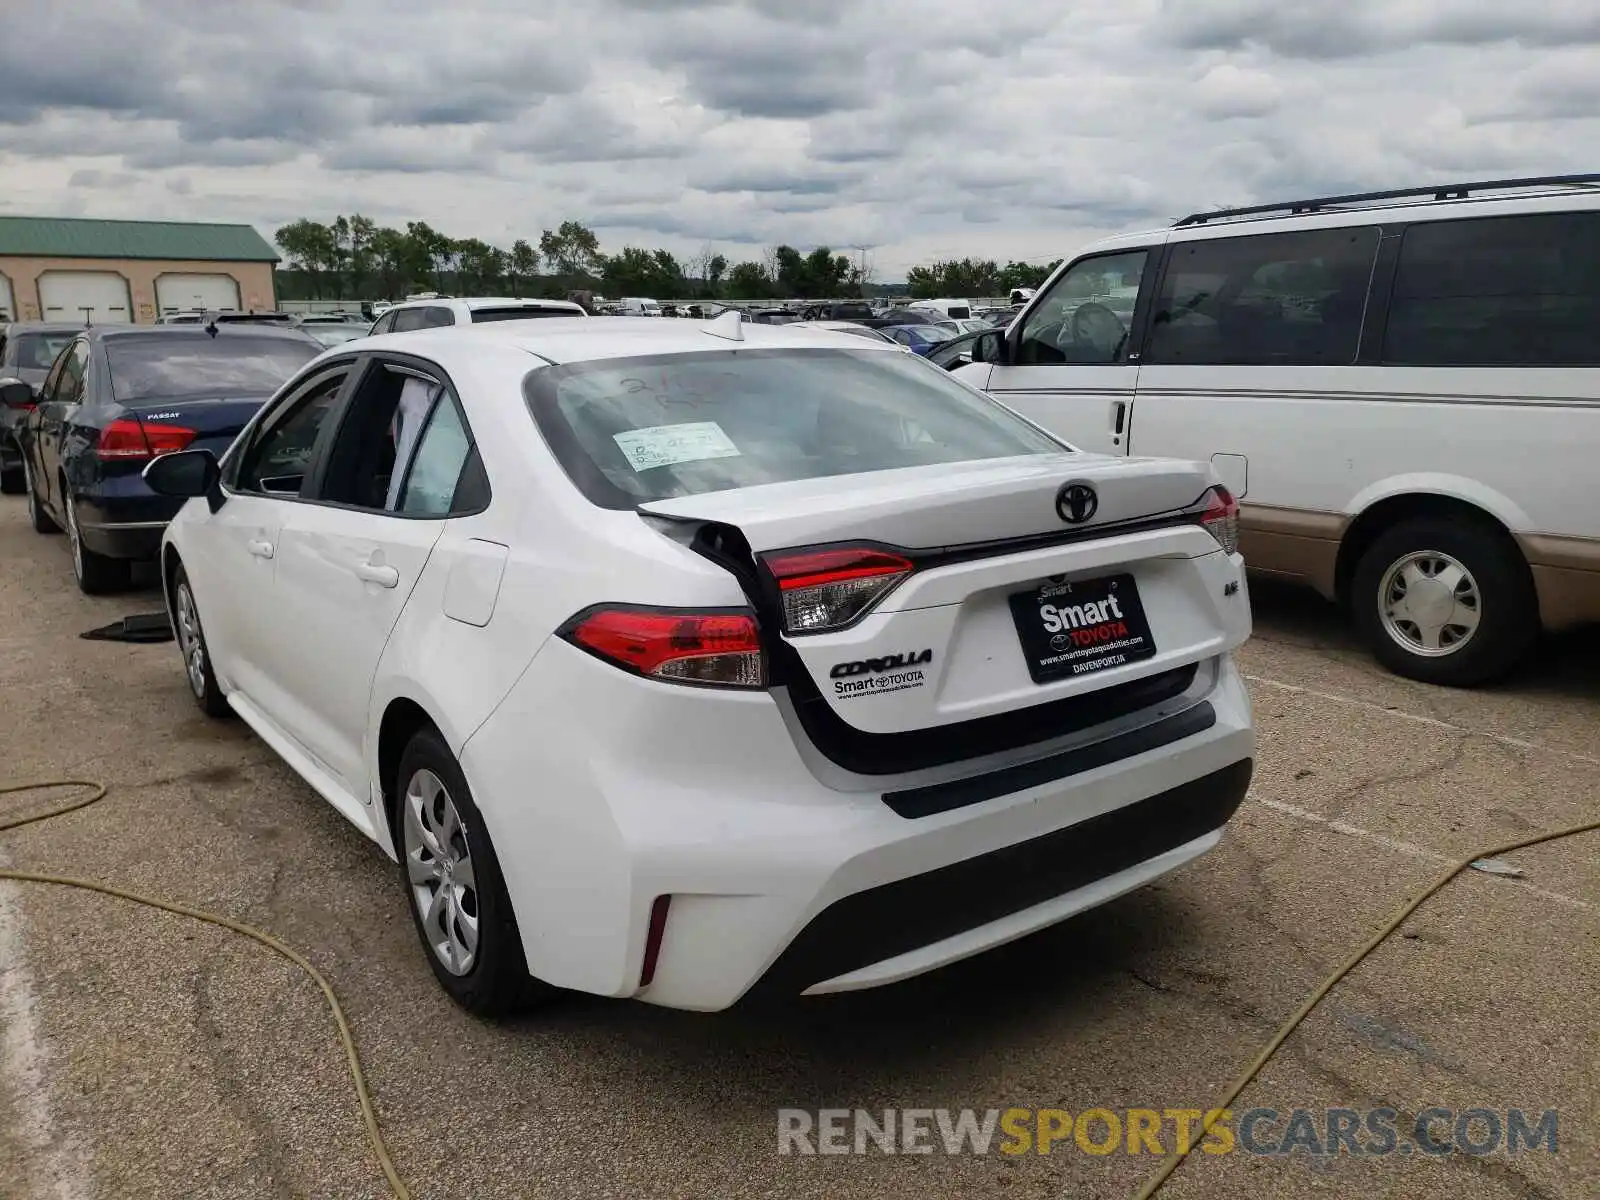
[{"left": 642, "top": 455, "right": 1248, "bottom": 737}]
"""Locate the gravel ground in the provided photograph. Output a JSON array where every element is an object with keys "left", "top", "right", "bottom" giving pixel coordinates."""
[{"left": 0, "top": 497, "right": 1594, "bottom": 1200}]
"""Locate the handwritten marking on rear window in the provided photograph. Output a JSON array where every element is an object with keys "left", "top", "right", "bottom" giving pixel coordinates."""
[{"left": 613, "top": 421, "right": 742, "bottom": 472}]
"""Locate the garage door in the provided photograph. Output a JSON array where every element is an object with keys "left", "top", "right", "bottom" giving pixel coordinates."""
[
  {"left": 0, "top": 274, "right": 13, "bottom": 321},
  {"left": 155, "top": 273, "right": 241, "bottom": 316},
  {"left": 38, "top": 271, "right": 131, "bottom": 326}
]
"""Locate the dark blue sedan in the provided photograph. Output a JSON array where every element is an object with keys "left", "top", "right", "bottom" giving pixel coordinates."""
[
  {"left": 12, "top": 324, "right": 320, "bottom": 593},
  {"left": 881, "top": 324, "right": 955, "bottom": 356}
]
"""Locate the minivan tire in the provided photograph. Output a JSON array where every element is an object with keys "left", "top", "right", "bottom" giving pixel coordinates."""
[{"left": 1352, "top": 515, "right": 1537, "bottom": 687}]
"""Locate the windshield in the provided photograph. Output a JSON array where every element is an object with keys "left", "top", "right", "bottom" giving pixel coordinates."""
[
  {"left": 15, "top": 333, "right": 76, "bottom": 371},
  {"left": 106, "top": 335, "right": 320, "bottom": 401},
  {"left": 525, "top": 347, "right": 1060, "bottom": 509}
]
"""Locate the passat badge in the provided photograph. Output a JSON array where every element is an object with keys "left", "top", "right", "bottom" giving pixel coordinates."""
[{"left": 1055, "top": 482, "right": 1098, "bottom": 524}]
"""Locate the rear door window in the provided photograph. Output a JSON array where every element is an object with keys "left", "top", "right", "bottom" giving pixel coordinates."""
[
  {"left": 470, "top": 306, "right": 576, "bottom": 323},
  {"left": 1145, "top": 227, "right": 1379, "bottom": 365},
  {"left": 1383, "top": 212, "right": 1600, "bottom": 365},
  {"left": 525, "top": 347, "right": 1062, "bottom": 509}
]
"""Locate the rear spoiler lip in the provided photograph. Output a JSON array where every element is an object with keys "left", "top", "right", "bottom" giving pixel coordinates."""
[{"left": 639, "top": 487, "right": 1222, "bottom": 574}]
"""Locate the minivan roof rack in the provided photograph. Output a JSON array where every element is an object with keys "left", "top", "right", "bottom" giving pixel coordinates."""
[{"left": 1173, "top": 173, "right": 1600, "bottom": 228}]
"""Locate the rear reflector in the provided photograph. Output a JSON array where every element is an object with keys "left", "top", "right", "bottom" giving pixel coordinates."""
[
  {"left": 766, "top": 547, "right": 914, "bottom": 634},
  {"left": 639, "top": 895, "right": 671, "bottom": 988},
  {"left": 1195, "top": 485, "right": 1240, "bottom": 554},
  {"left": 96, "top": 417, "right": 197, "bottom": 461},
  {"left": 561, "top": 606, "right": 766, "bottom": 688}
]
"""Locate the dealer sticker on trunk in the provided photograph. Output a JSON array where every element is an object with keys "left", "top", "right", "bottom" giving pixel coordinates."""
[{"left": 613, "top": 421, "right": 741, "bottom": 472}]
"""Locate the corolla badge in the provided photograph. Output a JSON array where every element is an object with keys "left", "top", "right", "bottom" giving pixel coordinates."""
[{"left": 1055, "top": 481, "right": 1099, "bottom": 524}]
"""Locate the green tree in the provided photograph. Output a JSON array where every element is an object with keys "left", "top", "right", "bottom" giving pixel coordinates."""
[
  {"left": 275, "top": 218, "right": 336, "bottom": 298},
  {"left": 726, "top": 260, "right": 772, "bottom": 299},
  {"left": 509, "top": 239, "right": 537, "bottom": 296},
  {"left": 707, "top": 254, "right": 728, "bottom": 295},
  {"left": 346, "top": 214, "right": 377, "bottom": 297},
  {"left": 403, "top": 221, "right": 453, "bottom": 292},
  {"left": 539, "top": 220, "right": 601, "bottom": 280},
  {"left": 601, "top": 246, "right": 658, "bottom": 296},
  {"left": 370, "top": 227, "right": 410, "bottom": 299},
  {"left": 905, "top": 264, "right": 940, "bottom": 299}
]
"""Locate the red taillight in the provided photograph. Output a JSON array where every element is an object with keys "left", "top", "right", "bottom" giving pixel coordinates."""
[
  {"left": 639, "top": 895, "right": 671, "bottom": 988},
  {"left": 561, "top": 607, "right": 766, "bottom": 688},
  {"left": 765, "top": 547, "right": 914, "bottom": 634},
  {"left": 96, "top": 418, "right": 196, "bottom": 461},
  {"left": 1194, "top": 485, "right": 1240, "bottom": 554}
]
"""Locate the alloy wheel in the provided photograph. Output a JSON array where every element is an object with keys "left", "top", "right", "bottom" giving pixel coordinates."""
[
  {"left": 1378, "top": 550, "right": 1482, "bottom": 657},
  {"left": 174, "top": 583, "right": 208, "bottom": 699},
  {"left": 402, "top": 768, "right": 480, "bottom": 976}
]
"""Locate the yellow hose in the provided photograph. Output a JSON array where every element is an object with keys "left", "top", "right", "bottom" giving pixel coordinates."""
[
  {"left": 0, "top": 781, "right": 411, "bottom": 1200},
  {"left": 1131, "top": 814, "right": 1600, "bottom": 1199}
]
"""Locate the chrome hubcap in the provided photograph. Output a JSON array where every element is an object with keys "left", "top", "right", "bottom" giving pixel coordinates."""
[
  {"left": 175, "top": 583, "right": 207, "bottom": 698},
  {"left": 1378, "top": 550, "right": 1481, "bottom": 657},
  {"left": 402, "top": 769, "right": 479, "bottom": 976}
]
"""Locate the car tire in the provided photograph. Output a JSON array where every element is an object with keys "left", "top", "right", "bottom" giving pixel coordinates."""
[
  {"left": 62, "top": 479, "right": 132, "bottom": 595},
  {"left": 171, "top": 564, "right": 230, "bottom": 718},
  {"left": 23, "top": 458, "right": 59, "bottom": 533},
  {"left": 1351, "top": 515, "right": 1537, "bottom": 687},
  {"left": 395, "top": 727, "right": 550, "bottom": 1017},
  {"left": 0, "top": 443, "right": 23, "bottom": 495}
]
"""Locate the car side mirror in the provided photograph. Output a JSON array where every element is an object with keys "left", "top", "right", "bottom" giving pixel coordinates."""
[
  {"left": 0, "top": 378, "right": 35, "bottom": 408},
  {"left": 143, "top": 449, "right": 223, "bottom": 510},
  {"left": 970, "top": 331, "right": 1007, "bottom": 364}
]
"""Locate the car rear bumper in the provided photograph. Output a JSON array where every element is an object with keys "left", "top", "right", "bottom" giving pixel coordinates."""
[
  {"left": 72, "top": 478, "right": 184, "bottom": 560},
  {"left": 461, "top": 640, "right": 1255, "bottom": 1011}
]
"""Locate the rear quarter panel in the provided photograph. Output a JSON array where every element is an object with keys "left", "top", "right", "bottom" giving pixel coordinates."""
[{"left": 1130, "top": 364, "right": 1600, "bottom": 541}]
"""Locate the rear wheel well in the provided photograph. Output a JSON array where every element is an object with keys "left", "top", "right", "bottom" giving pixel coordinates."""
[
  {"left": 1335, "top": 494, "right": 1525, "bottom": 605},
  {"left": 161, "top": 545, "right": 183, "bottom": 622},
  {"left": 378, "top": 699, "right": 438, "bottom": 854}
]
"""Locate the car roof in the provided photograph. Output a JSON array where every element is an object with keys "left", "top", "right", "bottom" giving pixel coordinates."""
[
  {"left": 387, "top": 296, "right": 585, "bottom": 312},
  {"left": 357, "top": 315, "right": 904, "bottom": 367}
]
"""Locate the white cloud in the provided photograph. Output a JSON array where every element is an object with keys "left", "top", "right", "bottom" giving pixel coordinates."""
[{"left": 0, "top": 0, "right": 1595, "bottom": 277}]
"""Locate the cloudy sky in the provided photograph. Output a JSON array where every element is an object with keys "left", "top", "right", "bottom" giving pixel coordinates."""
[{"left": 2, "top": 0, "right": 1597, "bottom": 279}]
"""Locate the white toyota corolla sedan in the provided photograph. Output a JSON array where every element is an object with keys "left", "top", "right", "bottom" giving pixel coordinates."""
[{"left": 144, "top": 314, "right": 1255, "bottom": 1015}]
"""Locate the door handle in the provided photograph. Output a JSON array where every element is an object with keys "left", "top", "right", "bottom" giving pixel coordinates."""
[
  {"left": 247, "top": 539, "right": 275, "bottom": 560},
  {"left": 355, "top": 561, "right": 400, "bottom": 588},
  {"left": 1109, "top": 399, "right": 1127, "bottom": 434}
]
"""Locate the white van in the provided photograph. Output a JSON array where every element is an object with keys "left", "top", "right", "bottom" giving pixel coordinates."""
[
  {"left": 908, "top": 298, "right": 973, "bottom": 320},
  {"left": 619, "top": 297, "right": 663, "bottom": 317},
  {"left": 953, "top": 175, "right": 1600, "bottom": 685}
]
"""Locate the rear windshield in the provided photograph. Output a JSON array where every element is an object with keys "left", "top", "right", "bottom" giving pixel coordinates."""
[
  {"left": 525, "top": 347, "right": 1062, "bottom": 508},
  {"left": 106, "top": 335, "right": 320, "bottom": 402},
  {"left": 470, "top": 306, "right": 577, "bottom": 323},
  {"left": 15, "top": 333, "right": 76, "bottom": 371}
]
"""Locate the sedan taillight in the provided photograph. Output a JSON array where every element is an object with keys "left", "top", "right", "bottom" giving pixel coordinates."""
[
  {"left": 1193, "top": 485, "right": 1240, "bottom": 554},
  {"left": 560, "top": 606, "right": 766, "bottom": 688},
  {"left": 97, "top": 418, "right": 197, "bottom": 461},
  {"left": 765, "top": 547, "right": 914, "bottom": 634}
]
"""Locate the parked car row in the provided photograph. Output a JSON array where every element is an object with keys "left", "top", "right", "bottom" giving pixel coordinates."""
[
  {"left": 129, "top": 313, "right": 1255, "bottom": 1015},
  {"left": 1, "top": 323, "right": 323, "bottom": 591}
]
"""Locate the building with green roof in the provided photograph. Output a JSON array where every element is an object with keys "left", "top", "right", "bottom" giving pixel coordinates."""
[{"left": 0, "top": 216, "right": 279, "bottom": 325}]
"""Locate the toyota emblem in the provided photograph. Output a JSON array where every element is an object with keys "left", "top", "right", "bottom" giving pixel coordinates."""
[{"left": 1055, "top": 482, "right": 1099, "bottom": 524}]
